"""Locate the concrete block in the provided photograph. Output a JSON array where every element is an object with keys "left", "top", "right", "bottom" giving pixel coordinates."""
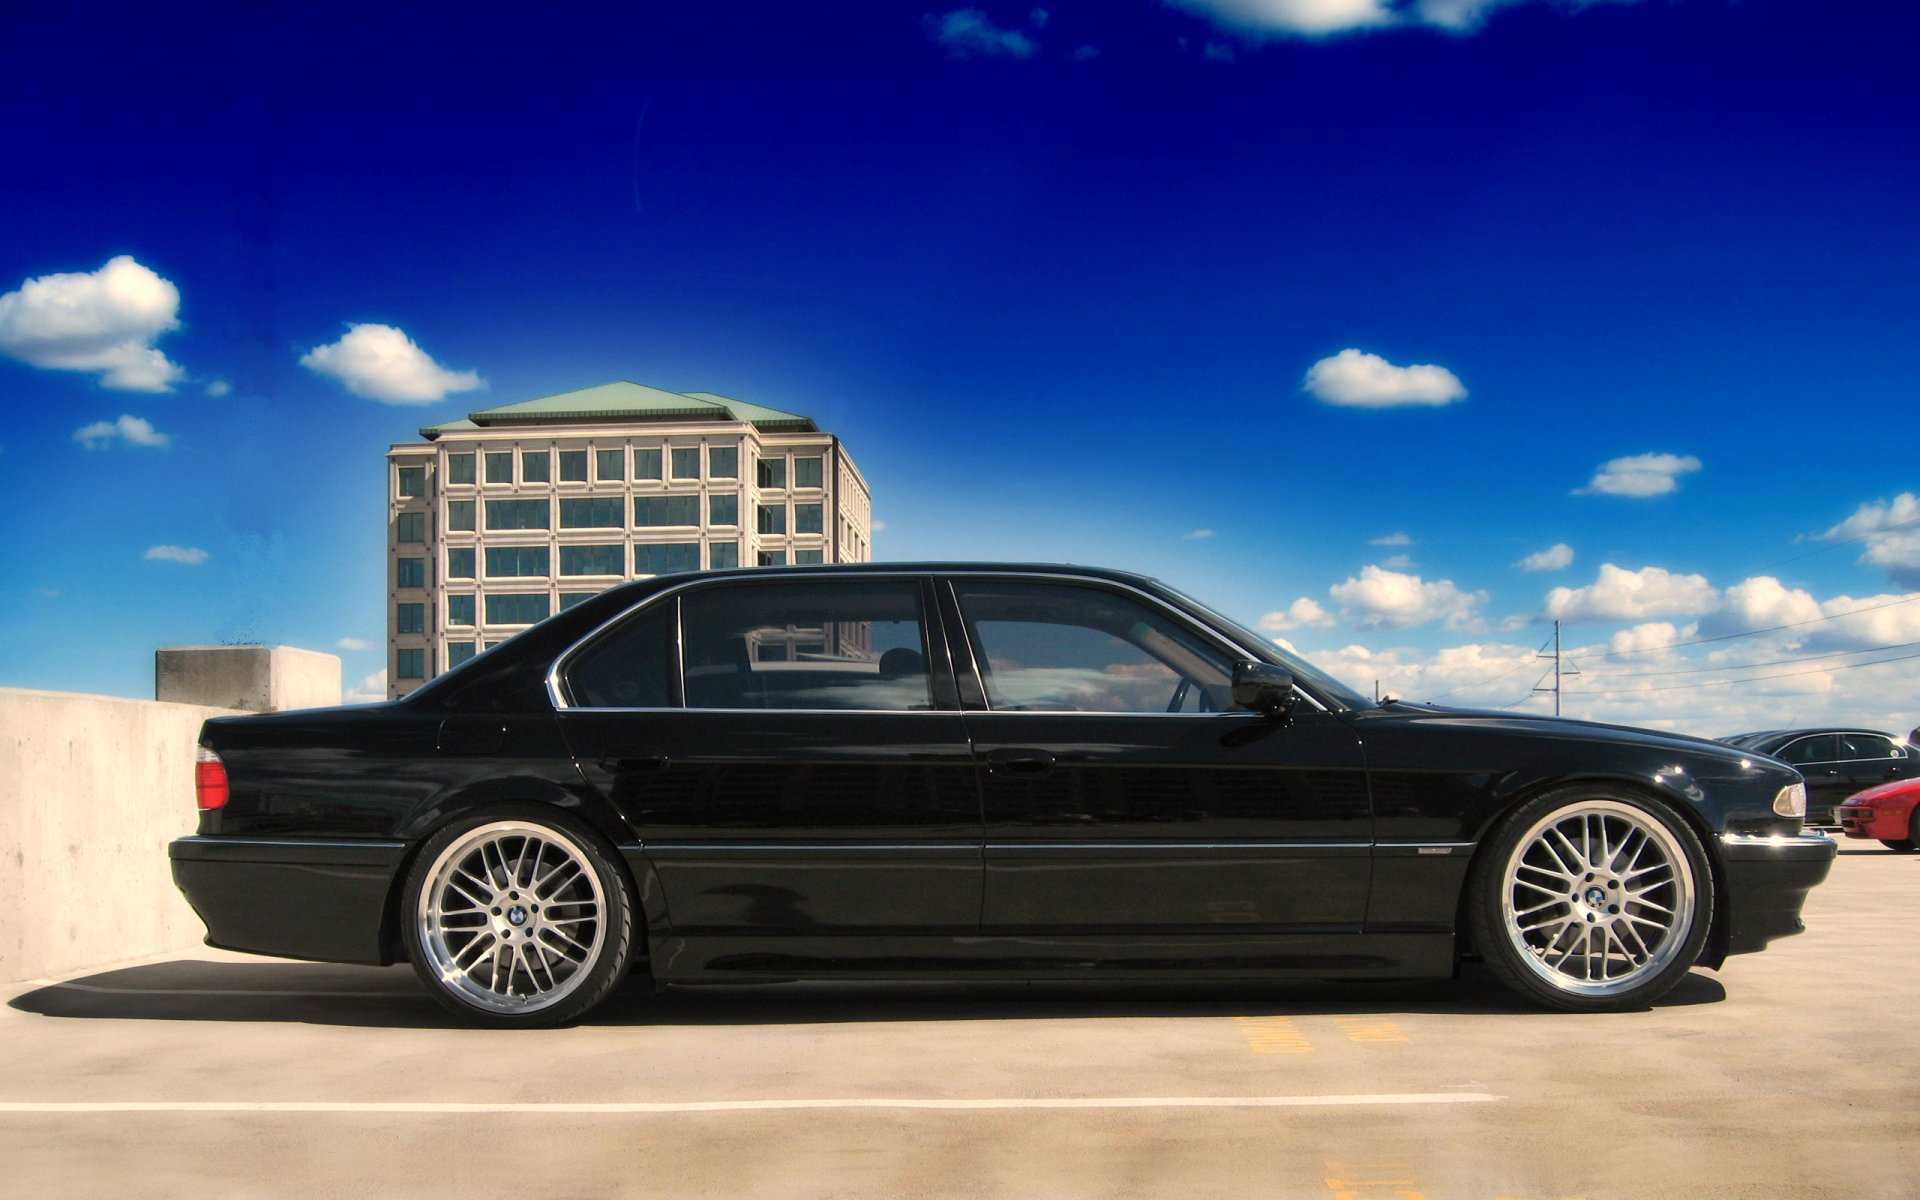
[{"left": 155, "top": 645, "right": 342, "bottom": 713}]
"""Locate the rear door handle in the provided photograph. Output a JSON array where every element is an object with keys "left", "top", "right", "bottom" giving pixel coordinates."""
[
  {"left": 599, "top": 752, "right": 669, "bottom": 773},
  {"left": 984, "top": 749, "right": 1056, "bottom": 777}
]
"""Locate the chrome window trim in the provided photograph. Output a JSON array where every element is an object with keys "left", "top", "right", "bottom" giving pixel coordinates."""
[{"left": 547, "top": 569, "right": 1331, "bottom": 715}]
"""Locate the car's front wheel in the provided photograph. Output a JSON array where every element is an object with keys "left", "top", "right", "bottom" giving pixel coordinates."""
[
  {"left": 1468, "top": 788, "right": 1713, "bottom": 1012},
  {"left": 1881, "top": 809, "right": 1919, "bottom": 852},
  {"left": 401, "top": 808, "right": 636, "bottom": 1027}
]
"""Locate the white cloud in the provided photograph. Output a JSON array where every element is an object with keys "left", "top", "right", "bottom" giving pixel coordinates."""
[
  {"left": 73, "top": 414, "right": 170, "bottom": 450},
  {"left": 1574, "top": 452, "right": 1701, "bottom": 498},
  {"left": 1302, "top": 349, "right": 1466, "bottom": 409},
  {"left": 925, "top": 9, "right": 1037, "bottom": 58},
  {"left": 1703, "top": 576, "right": 1822, "bottom": 637},
  {"left": 337, "top": 637, "right": 375, "bottom": 652},
  {"left": 345, "top": 669, "right": 388, "bottom": 704},
  {"left": 1379, "top": 553, "right": 1415, "bottom": 570},
  {"left": 1166, "top": 0, "right": 1395, "bottom": 37},
  {"left": 1330, "top": 564, "right": 1486, "bottom": 631},
  {"left": 205, "top": 379, "right": 230, "bottom": 397},
  {"left": 1183, "top": 528, "right": 1216, "bottom": 540},
  {"left": 1030, "top": 7, "right": 1049, "bottom": 27},
  {"left": 1514, "top": 543, "right": 1573, "bottom": 573},
  {"left": 1071, "top": 44, "right": 1100, "bottom": 61},
  {"left": 1369, "top": 531, "right": 1414, "bottom": 546},
  {"left": 871, "top": 519, "right": 887, "bottom": 534},
  {"left": 143, "top": 544, "right": 208, "bottom": 565},
  {"left": 300, "top": 323, "right": 484, "bottom": 405},
  {"left": 1824, "top": 493, "right": 1920, "bottom": 588},
  {"left": 1259, "top": 597, "right": 1335, "bottom": 632},
  {"left": 1543, "top": 563, "right": 1718, "bottom": 622},
  {"left": 0, "top": 255, "right": 186, "bottom": 391}
]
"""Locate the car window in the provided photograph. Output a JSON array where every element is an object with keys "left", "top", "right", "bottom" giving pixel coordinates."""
[
  {"left": 680, "top": 579, "right": 933, "bottom": 711},
  {"left": 1839, "top": 732, "right": 1897, "bottom": 760},
  {"left": 1776, "top": 734, "right": 1838, "bottom": 765},
  {"left": 565, "top": 601, "right": 676, "bottom": 708},
  {"left": 954, "top": 581, "right": 1234, "bottom": 714}
]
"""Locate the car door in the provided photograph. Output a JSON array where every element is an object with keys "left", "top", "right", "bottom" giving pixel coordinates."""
[
  {"left": 552, "top": 575, "right": 984, "bottom": 971},
  {"left": 1837, "top": 732, "right": 1914, "bottom": 796},
  {"left": 945, "top": 576, "right": 1372, "bottom": 958},
  {"left": 1773, "top": 734, "right": 1844, "bottom": 820}
]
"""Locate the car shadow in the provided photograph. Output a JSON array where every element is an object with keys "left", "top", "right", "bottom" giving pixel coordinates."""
[{"left": 6, "top": 957, "right": 1726, "bottom": 1029}]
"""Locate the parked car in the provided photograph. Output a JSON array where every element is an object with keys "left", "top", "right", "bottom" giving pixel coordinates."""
[
  {"left": 171, "top": 563, "right": 1835, "bottom": 1026},
  {"left": 1713, "top": 728, "right": 1918, "bottom": 824},
  {"left": 1836, "top": 778, "right": 1920, "bottom": 851}
]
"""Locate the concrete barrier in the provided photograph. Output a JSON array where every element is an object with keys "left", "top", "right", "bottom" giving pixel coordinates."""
[{"left": 0, "top": 687, "right": 241, "bottom": 983}]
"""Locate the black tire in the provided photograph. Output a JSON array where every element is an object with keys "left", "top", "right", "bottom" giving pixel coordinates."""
[
  {"left": 400, "top": 805, "right": 637, "bottom": 1027},
  {"left": 1466, "top": 786, "right": 1714, "bottom": 1013},
  {"left": 1879, "top": 839, "right": 1917, "bottom": 852}
]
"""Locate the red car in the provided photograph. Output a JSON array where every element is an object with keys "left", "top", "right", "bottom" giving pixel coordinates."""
[{"left": 1837, "top": 779, "right": 1920, "bottom": 851}]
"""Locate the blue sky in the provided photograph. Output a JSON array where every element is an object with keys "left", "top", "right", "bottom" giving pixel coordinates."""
[{"left": 2, "top": 0, "right": 1916, "bottom": 734}]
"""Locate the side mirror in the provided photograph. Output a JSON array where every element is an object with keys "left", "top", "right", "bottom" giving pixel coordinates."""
[{"left": 1232, "top": 662, "right": 1296, "bottom": 721}]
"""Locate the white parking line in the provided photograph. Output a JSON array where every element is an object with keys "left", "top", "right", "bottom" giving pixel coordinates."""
[{"left": 0, "top": 1093, "right": 1499, "bottom": 1116}]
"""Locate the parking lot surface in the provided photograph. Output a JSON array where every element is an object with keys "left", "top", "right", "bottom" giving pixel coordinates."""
[{"left": 4, "top": 842, "right": 1915, "bottom": 1200}]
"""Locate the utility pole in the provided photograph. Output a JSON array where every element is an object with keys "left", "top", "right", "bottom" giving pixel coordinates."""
[{"left": 1531, "top": 620, "right": 1578, "bottom": 715}]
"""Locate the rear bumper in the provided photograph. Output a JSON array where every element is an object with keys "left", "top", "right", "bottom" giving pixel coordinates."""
[
  {"left": 1715, "top": 831, "right": 1836, "bottom": 958},
  {"left": 169, "top": 836, "right": 408, "bottom": 965}
]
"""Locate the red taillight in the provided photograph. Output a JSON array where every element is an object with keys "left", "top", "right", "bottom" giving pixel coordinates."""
[{"left": 195, "top": 745, "right": 229, "bottom": 810}]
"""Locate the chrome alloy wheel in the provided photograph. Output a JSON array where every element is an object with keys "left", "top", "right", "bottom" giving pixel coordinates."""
[
  {"left": 416, "top": 821, "right": 607, "bottom": 1015},
  {"left": 1499, "top": 800, "right": 1696, "bottom": 997}
]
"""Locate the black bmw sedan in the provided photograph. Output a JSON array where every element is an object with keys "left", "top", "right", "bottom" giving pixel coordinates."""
[{"left": 171, "top": 564, "right": 1834, "bottom": 1026}]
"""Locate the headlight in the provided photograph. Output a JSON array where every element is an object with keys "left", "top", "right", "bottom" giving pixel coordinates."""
[{"left": 1773, "top": 782, "right": 1807, "bottom": 818}]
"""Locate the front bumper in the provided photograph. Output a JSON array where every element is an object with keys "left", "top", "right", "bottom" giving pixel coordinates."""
[
  {"left": 1715, "top": 831, "right": 1836, "bottom": 958},
  {"left": 170, "top": 836, "right": 408, "bottom": 965},
  {"left": 1836, "top": 804, "right": 1905, "bottom": 841}
]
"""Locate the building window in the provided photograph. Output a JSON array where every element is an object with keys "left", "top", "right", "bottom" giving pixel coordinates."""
[
  {"left": 559, "top": 497, "right": 625, "bottom": 528},
  {"left": 757, "top": 504, "right": 787, "bottom": 535},
  {"left": 485, "top": 451, "right": 513, "bottom": 484},
  {"left": 521, "top": 451, "right": 550, "bottom": 483},
  {"left": 709, "top": 446, "right": 739, "bottom": 478},
  {"left": 710, "top": 541, "right": 740, "bottom": 570},
  {"left": 397, "top": 648, "right": 426, "bottom": 680},
  {"left": 670, "top": 447, "right": 700, "bottom": 480},
  {"left": 447, "top": 500, "right": 476, "bottom": 532},
  {"left": 559, "top": 591, "right": 599, "bottom": 611},
  {"left": 397, "top": 557, "right": 426, "bottom": 588},
  {"left": 447, "top": 594, "right": 476, "bottom": 626},
  {"left": 447, "top": 453, "right": 475, "bottom": 485},
  {"left": 757, "top": 457, "right": 786, "bottom": 489},
  {"left": 795, "top": 503, "right": 824, "bottom": 534},
  {"left": 634, "top": 447, "right": 663, "bottom": 481},
  {"left": 447, "top": 547, "right": 475, "bottom": 579},
  {"left": 447, "top": 641, "right": 478, "bottom": 668},
  {"left": 396, "top": 602, "right": 426, "bottom": 634},
  {"left": 709, "top": 493, "right": 739, "bottom": 526},
  {"left": 485, "top": 546, "right": 551, "bottom": 577},
  {"left": 596, "top": 449, "right": 624, "bottom": 482},
  {"left": 485, "top": 499, "right": 549, "bottom": 530},
  {"left": 397, "top": 466, "right": 425, "bottom": 497},
  {"left": 558, "top": 450, "right": 588, "bottom": 482},
  {"left": 757, "top": 550, "right": 787, "bottom": 567},
  {"left": 486, "top": 593, "right": 551, "bottom": 625},
  {"left": 397, "top": 512, "right": 427, "bottom": 544},
  {"left": 560, "top": 544, "right": 624, "bottom": 576},
  {"left": 795, "top": 549, "right": 824, "bottom": 565},
  {"left": 635, "top": 495, "right": 699, "bottom": 527},
  {"left": 635, "top": 542, "right": 700, "bottom": 574},
  {"left": 795, "top": 457, "right": 823, "bottom": 489}
]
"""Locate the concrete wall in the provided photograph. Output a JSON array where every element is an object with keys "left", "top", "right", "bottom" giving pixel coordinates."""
[
  {"left": 0, "top": 687, "right": 241, "bottom": 983},
  {"left": 155, "top": 645, "right": 341, "bottom": 713}
]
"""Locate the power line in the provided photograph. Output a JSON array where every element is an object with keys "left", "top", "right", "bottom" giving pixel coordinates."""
[
  {"left": 1562, "top": 646, "right": 1920, "bottom": 697},
  {"left": 1423, "top": 627, "right": 1557, "bottom": 701},
  {"left": 1562, "top": 592, "right": 1920, "bottom": 662},
  {"left": 1579, "top": 639, "right": 1920, "bottom": 679}
]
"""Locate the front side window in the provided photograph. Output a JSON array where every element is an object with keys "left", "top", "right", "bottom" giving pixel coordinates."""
[
  {"left": 521, "top": 451, "right": 550, "bottom": 483},
  {"left": 397, "top": 466, "right": 425, "bottom": 497},
  {"left": 709, "top": 446, "right": 739, "bottom": 478},
  {"left": 560, "top": 544, "right": 624, "bottom": 576},
  {"left": 635, "top": 542, "right": 700, "bottom": 574},
  {"left": 396, "top": 602, "right": 425, "bottom": 634},
  {"left": 447, "top": 500, "right": 476, "bottom": 532},
  {"left": 486, "top": 546, "right": 551, "bottom": 577},
  {"left": 566, "top": 601, "right": 675, "bottom": 708},
  {"left": 954, "top": 581, "right": 1234, "bottom": 714},
  {"left": 680, "top": 580, "right": 932, "bottom": 711},
  {"left": 1778, "top": 735, "right": 1839, "bottom": 765},
  {"left": 757, "top": 504, "right": 786, "bottom": 535},
  {"left": 559, "top": 498, "right": 624, "bottom": 528},
  {"left": 670, "top": 447, "right": 701, "bottom": 480},
  {"left": 795, "top": 456, "right": 823, "bottom": 489},
  {"left": 486, "top": 593, "right": 551, "bottom": 625},
  {"left": 397, "top": 557, "right": 426, "bottom": 588},
  {"left": 396, "top": 512, "right": 426, "bottom": 544},
  {"left": 485, "top": 499, "right": 549, "bottom": 531},
  {"left": 447, "top": 453, "right": 476, "bottom": 485},
  {"left": 795, "top": 503, "right": 823, "bottom": 534},
  {"left": 446, "top": 547, "right": 475, "bottom": 579},
  {"left": 596, "top": 449, "right": 625, "bottom": 482},
  {"left": 558, "top": 450, "right": 588, "bottom": 482},
  {"left": 636, "top": 495, "right": 699, "bottom": 527},
  {"left": 485, "top": 451, "right": 513, "bottom": 484}
]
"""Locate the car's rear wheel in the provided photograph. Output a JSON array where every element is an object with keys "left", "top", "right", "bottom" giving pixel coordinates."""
[
  {"left": 1468, "top": 788, "right": 1713, "bottom": 1012},
  {"left": 401, "top": 808, "right": 635, "bottom": 1027}
]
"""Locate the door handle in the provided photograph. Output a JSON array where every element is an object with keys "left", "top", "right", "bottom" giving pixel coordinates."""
[
  {"left": 599, "top": 752, "right": 669, "bottom": 773},
  {"left": 984, "top": 749, "right": 1056, "bottom": 777}
]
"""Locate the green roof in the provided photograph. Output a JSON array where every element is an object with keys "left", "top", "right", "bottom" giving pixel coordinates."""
[{"left": 419, "top": 381, "right": 817, "bottom": 438}]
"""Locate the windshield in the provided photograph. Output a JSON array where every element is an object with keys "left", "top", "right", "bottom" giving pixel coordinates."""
[{"left": 1152, "top": 582, "right": 1377, "bottom": 712}]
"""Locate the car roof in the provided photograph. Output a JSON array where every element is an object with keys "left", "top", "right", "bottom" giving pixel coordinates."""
[{"left": 1743, "top": 727, "right": 1898, "bottom": 746}]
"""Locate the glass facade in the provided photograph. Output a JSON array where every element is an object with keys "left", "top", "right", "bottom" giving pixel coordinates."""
[
  {"left": 447, "top": 641, "right": 478, "bottom": 667},
  {"left": 486, "top": 593, "right": 551, "bottom": 625},
  {"left": 397, "top": 602, "right": 425, "bottom": 634},
  {"left": 709, "top": 446, "right": 738, "bottom": 478},
  {"left": 558, "top": 450, "right": 587, "bottom": 482},
  {"left": 397, "top": 648, "right": 426, "bottom": 679},
  {"left": 635, "top": 542, "right": 701, "bottom": 574},
  {"left": 757, "top": 550, "right": 787, "bottom": 566},
  {"left": 485, "top": 546, "right": 552, "bottom": 577},
  {"left": 710, "top": 541, "right": 740, "bottom": 569},
  {"left": 636, "top": 495, "right": 699, "bottom": 526},
  {"left": 397, "top": 557, "right": 426, "bottom": 588},
  {"left": 757, "top": 504, "right": 786, "bottom": 535},
  {"left": 709, "top": 493, "right": 739, "bottom": 526},
  {"left": 485, "top": 499, "right": 549, "bottom": 530},
  {"left": 596, "top": 449, "right": 624, "bottom": 482},
  {"left": 560, "top": 544, "right": 624, "bottom": 576},
  {"left": 447, "top": 500, "right": 475, "bottom": 532},
  {"left": 397, "top": 512, "right": 427, "bottom": 543},
  {"left": 521, "top": 450, "right": 549, "bottom": 482},
  {"left": 795, "top": 503, "right": 823, "bottom": 534},
  {"left": 559, "top": 591, "right": 598, "bottom": 611},
  {"left": 447, "top": 453, "right": 475, "bottom": 485},
  {"left": 757, "top": 457, "right": 786, "bottom": 488},
  {"left": 485, "top": 451, "right": 513, "bottom": 483},
  {"left": 447, "top": 594, "right": 476, "bottom": 626},
  {"left": 559, "top": 498, "right": 625, "bottom": 528},
  {"left": 447, "top": 547, "right": 475, "bottom": 579},
  {"left": 796, "top": 549, "right": 824, "bottom": 564},
  {"left": 795, "top": 456, "right": 823, "bottom": 489},
  {"left": 397, "top": 466, "right": 425, "bottom": 497},
  {"left": 671, "top": 447, "right": 700, "bottom": 480},
  {"left": 635, "top": 448, "right": 662, "bottom": 480}
]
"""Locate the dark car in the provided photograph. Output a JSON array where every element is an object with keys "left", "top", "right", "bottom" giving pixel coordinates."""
[
  {"left": 1714, "top": 728, "right": 1918, "bottom": 824},
  {"left": 171, "top": 564, "right": 1834, "bottom": 1026}
]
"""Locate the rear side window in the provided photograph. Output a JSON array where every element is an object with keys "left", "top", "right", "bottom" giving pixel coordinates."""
[
  {"left": 1839, "top": 733, "right": 1899, "bottom": 760},
  {"left": 1777, "top": 735, "right": 1838, "bottom": 765},
  {"left": 680, "top": 580, "right": 931, "bottom": 711},
  {"left": 567, "top": 603, "right": 676, "bottom": 708}
]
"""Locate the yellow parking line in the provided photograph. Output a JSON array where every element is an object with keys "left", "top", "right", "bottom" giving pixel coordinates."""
[
  {"left": 1333, "top": 1017, "right": 1408, "bottom": 1044},
  {"left": 1324, "top": 1159, "right": 1426, "bottom": 1200},
  {"left": 1234, "top": 1015, "right": 1314, "bottom": 1054}
]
